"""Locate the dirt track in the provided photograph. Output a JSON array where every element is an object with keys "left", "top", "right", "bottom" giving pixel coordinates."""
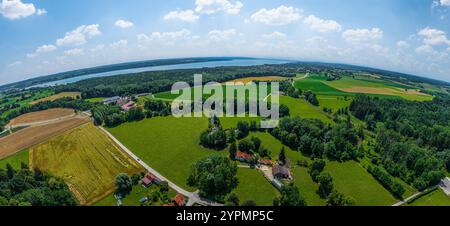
[{"left": 0, "top": 116, "right": 90, "bottom": 160}]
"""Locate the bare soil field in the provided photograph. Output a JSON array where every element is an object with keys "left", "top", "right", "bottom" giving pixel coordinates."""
[
  {"left": 0, "top": 116, "right": 90, "bottom": 160},
  {"left": 30, "top": 92, "right": 81, "bottom": 105},
  {"left": 9, "top": 108, "right": 75, "bottom": 127}
]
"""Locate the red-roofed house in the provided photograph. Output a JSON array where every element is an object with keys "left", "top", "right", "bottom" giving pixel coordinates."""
[
  {"left": 141, "top": 173, "right": 162, "bottom": 187},
  {"left": 259, "top": 158, "right": 273, "bottom": 166},
  {"left": 235, "top": 151, "right": 255, "bottom": 163},
  {"left": 172, "top": 194, "right": 186, "bottom": 206},
  {"left": 121, "top": 101, "right": 136, "bottom": 111}
]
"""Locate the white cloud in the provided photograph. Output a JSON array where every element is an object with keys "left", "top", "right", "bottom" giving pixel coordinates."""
[
  {"left": 26, "top": 53, "right": 37, "bottom": 58},
  {"left": 418, "top": 27, "right": 450, "bottom": 46},
  {"left": 36, "top": 44, "right": 56, "bottom": 53},
  {"left": 36, "top": 8, "right": 46, "bottom": 16},
  {"left": 164, "top": 10, "right": 199, "bottom": 22},
  {"left": 342, "top": 28, "right": 383, "bottom": 43},
  {"left": 109, "top": 39, "right": 128, "bottom": 49},
  {"left": 115, "top": 19, "right": 134, "bottom": 29},
  {"left": 250, "top": 6, "right": 302, "bottom": 26},
  {"left": 90, "top": 44, "right": 105, "bottom": 52},
  {"left": 56, "top": 24, "right": 101, "bottom": 46},
  {"left": 64, "top": 48, "right": 84, "bottom": 56},
  {"left": 306, "top": 36, "right": 328, "bottom": 45},
  {"left": 0, "top": 0, "right": 35, "bottom": 20},
  {"left": 396, "top": 40, "right": 410, "bottom": 49},
  {"left": 303, "top": 15, "right": 341, "bottom": 32},
  {"left": 416, "top": 45, "right": 439, "bottom": 56},
  {"left": 208, "top": 28, "right": 236, "bottom": 42},
  {"left": 262, "top": 31, "right": 286, "bottom": 39},
  {"left": 8, "top": 61, "right": 22, "bottom": 67},
  {"left": 195, "top": 0, "right": 243, "bottom": 15},
  {"left": 137, "top": 29, "right": 194, "bottom": 46},
  {"left": 435, "top": 0, "right": 450, "bottom": 6}
]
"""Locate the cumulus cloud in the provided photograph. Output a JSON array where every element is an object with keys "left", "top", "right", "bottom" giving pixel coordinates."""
[
  {"left": 397, "top": 40, "right": 410, "bottom": 49},
  {"left": 262, "top": 31, "right": 286, "bottom": 39},
  {"left": 115, "top": 19, "right": 134, "bottom": 29},
  {"left": 434, "top": 0, "right": 450, "bottom": 7},
  {"left": 109, "top": 39, "right": 128, "bottom": 49},
  {"left": 64, "top": 48, "right": 84, "bottom": 56},
  {"left": 164, "top": 10, "right": 199, "bottom": 22},
  {"left": 137, "top": 29, "right": 194, "bottom": 46},
  {"left": 418, "top": 27, "right": 450, "bottom": 46},
  {"left": 303, "top": 15, "right": 342, "bottom": 33},
  {"left": 56, "top": 24, "right": 101, "bottom": 46},
  {"left": 195, "top": 0, "right": 243, "bottom": 15},
  {"left": 26, "top": 44, "right": 56, "bottom": 58},
  {"left": 416, "top": 44, "right": 439, "bottom": 56},
  {"left": 208, "top": 29, "right": 237, "bottom": 42},
  {"left": 250, "top": 6, "right": 302, "bottom": 26},
  {"left": 342, "top": 28, "right": 383, "bottom": 43},
  {"left": 0, "top": 0, "right": 35, "bottom": 19}
]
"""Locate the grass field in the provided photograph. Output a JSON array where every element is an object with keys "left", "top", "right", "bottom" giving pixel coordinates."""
[
  {"left": 85, "top": 97, "right": 105, "bottom": 103},
  {"left": 317, "top": 95, "right": 353, "bottom": 112},
  {"left": 294, "top": 75, "right": 432, "bottom": 101},
  {"left": 233, "top": 168, "right": 279, "bottom": 206},
  {"left": 0, "top": 89, "right": 53, "bottom": 118},
  {"left": 408, "top": 189, "right": 450, "bottom": 206},
  {"left": 248, "top": 132, "right": 309, "bottom": 164},
  {"left": 30, "top": 92, "right": 81, "bottom": 104},
  {"left": 324, "top": 161, "right": 398, "bottom": 206},
  {"left": 0, "top": 149, "right": 29, "bottom": 170},
  {"left": 292, "top": 167, "right": 326, "bottom": 206},
  {"left": 280, "top": 96, "right": 333, "bottom": 124},
  {"left": 95, "top": 184, "right": 178, "bottom": 206},
  {"left": 107, "top": 116, "right": 218, "bottom": 191},
  {"left": 30, "top": 123, "right": 143, "bottom": 205}
]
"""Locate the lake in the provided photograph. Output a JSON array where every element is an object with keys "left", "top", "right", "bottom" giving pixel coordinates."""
[{"left": 31, "top": 58, "right": 293, "bottom": 88}]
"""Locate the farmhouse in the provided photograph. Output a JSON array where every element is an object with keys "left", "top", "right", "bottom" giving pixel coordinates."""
[
  {"left": 235, "top": 151, "right": 255, "bottom": 163},
  {"left": 121, "top": 101, "right": 136, "bottom": 111},
  {"left": 172, "top": 194, "right": 186, "bottom": 206},
  {"left": 259, "top": 158, "right": 273, "bottom": 166},
  {"left": 103, "top": 96, "right": 121, "bottom": 105},
  {"left": 141, "top": 173, "right": 161, "bottom": 187},
  {"left": 272, "top": 164, "right": 291, "bottom": 179}
]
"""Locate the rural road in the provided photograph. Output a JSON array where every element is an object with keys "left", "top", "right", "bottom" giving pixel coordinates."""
[
  {"left": 392, "top": 192, "right": 422, "bottom": 206},
  {"left": 99, "top": 126, "right": 223, "bottom": 207}
]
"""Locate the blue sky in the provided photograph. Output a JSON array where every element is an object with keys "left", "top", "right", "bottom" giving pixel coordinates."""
[{"left": 1, "top": 0, "right": 450, "bottom": 85}]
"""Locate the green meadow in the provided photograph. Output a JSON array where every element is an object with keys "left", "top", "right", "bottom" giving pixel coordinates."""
[
  {"left": 0, "top": 149, "right": 29, "bottom": 169},
  {"left": 233, "top": 168, "right": 279, "bottom": 206},
  {"left": 325, "top": 161, "right": 398, "bottom": 206},
  {"left": 408, "top": 189, "right": 450, "bottom": 206},
  {"left": 107, "top": 116, "right": 218, "bottom": 191},
  {"left": 280, "top": 96, "right": 333, "bottom": 124},
  {"left": 292, "top": 167, "right": 326, "bottom": 206}
]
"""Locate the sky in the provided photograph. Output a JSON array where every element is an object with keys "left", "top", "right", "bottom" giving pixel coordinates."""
[{"left": 1, "top": 0, "right": 450, "bottom": 85}]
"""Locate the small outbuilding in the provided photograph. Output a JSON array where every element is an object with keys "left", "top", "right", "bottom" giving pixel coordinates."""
[{"left": 272, "top": 164, "right": 291, "bottom": 179}]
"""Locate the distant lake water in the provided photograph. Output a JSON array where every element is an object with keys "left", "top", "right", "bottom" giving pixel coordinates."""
[{"left": 31, "top": 58, "right": 293, "bottom": 88}]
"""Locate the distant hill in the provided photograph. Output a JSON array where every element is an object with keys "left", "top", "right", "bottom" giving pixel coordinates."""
[{"left": 0, "top": 57, "right": 253, "bottom": 91}]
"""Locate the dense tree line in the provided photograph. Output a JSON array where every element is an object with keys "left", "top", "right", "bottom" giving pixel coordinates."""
[
  {"left": 367, "top": 166, "right": 405, "bottom": 198},
  {"left": 350, "top": 95, "right": 449, "bottom": 190},
  {"left": 270, "top": 117, "right": 362, "bottom": 161},
  {"left": 55, "top": 66, "right": 297, "bottom": 99},
  {"left": 0, "top": 164, "right": 78, "bottom": 206}
]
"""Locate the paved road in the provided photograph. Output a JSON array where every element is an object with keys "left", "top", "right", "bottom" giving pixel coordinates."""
[
  {"left": 392, "top": 192, "right": 422, "bottom": 206},
  {"left": 99, "top": 126, "right": 223, "bottom": 207}
]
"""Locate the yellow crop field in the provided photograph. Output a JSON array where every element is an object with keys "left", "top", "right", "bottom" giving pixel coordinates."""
[{"left": 29, "top": 123, "right": 143, "bottom": 205}]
